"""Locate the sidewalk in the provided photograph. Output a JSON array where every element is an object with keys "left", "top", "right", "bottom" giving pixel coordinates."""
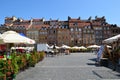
[
  {"left": 107, "top": 60, "right": 120, "bottom": 73},
  {"left": 15, "top": 53, "right": 120, "bottom": 80}
]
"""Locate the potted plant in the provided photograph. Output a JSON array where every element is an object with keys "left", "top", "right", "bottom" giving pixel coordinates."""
[
  {"left": 28, "top": 53, "right": 36, "bottom": 67},
  {"left": 10, "top": 53, "right": 19, "bottom": 79},
  {"left": 0, "top": 59, "right": 6, "bottom": 80}
]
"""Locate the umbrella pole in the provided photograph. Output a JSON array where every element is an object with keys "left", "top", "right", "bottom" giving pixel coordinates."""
[{"left": 6, "top": 43, "right": 14, "bottom": 51}]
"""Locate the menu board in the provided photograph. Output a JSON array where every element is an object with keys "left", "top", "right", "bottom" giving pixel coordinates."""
[{"left": 97, "top": 45, "right": 104, "bottom": 62}]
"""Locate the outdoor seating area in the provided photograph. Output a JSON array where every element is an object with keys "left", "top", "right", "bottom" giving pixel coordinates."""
[
  {"left": 0, "top": 30, "right": 119, "bottom": 79},
  {"left": 0, "top": 30, "right": 45, "bottom": 80},
  {"left": 97, "top": 34, "right": 120, "bottom": 72},
  {"left": 0, "top": 51, "right": 45, "bottom": 80},
  {"left": 44, "top": 44, "right": 102, "bottom": 57}
]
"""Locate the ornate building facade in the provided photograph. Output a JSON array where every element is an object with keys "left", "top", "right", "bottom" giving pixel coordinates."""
[
  {"left": 2, "top": 16, "right": 120, "bottom": 47},
  {"left": 68, "top": 16, "right": 95, "bottom": 46}
]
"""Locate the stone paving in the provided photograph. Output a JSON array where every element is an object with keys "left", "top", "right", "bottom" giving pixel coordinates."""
[{"left": 15, "top": 53, "right": 120, "bottom": 80}]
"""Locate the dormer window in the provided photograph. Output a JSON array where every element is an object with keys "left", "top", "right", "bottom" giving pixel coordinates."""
[{"left": 73, "top": 23, "right": 78, "bottom": 26}]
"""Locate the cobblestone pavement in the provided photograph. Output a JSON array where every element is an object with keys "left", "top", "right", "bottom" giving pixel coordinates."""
[{"left": 15, "top": 53, "right": 120, "bottom": 80}]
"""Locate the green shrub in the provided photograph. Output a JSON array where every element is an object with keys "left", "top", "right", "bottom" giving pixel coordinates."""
[
  {"left": 39, "top": 52, "right": 45, "bottom": 61},
  {"left": 11, "top": 53, "right": 19, "bottom": 74}
]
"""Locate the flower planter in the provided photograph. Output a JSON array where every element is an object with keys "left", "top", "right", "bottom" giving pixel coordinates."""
[{"left": 6, "top": 72, "right": 11, "bottom": 77}]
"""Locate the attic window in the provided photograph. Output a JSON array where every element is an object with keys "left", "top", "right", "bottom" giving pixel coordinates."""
[
  {"left": 73, "top": 23, "right": 78, "bottom": 26},
  {"left": 88, "top": 26, "right": 91, "bottom": 29}
]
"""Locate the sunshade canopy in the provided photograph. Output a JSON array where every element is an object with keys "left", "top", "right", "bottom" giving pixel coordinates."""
[
  {"left": 87, "top": 45, "right": 100, "bottom": 48},
  {"left": 103, "top": 34, "right": 120, "bottom": 43},
  {"left": 0, "top": 31, "right": 35, "bottom": 44}
]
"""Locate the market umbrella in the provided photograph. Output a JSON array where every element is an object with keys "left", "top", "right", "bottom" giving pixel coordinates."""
[
  {"left": 49, "top": 45, "right": 54, "bottom": 49},
  {"left": 11, "top": 47, "right": 26, "bottom": 50},
  {"left": 55, "top": 46, "right": 60, "bottom": 49},
  {"left": 87, "top": 45, "right": 100, "bottom": 49},
  {"left": 0, "top": 31, "right": 35, "bottom": 44},
  {"left": 46, "top": 44, "right": 50, "bottom": 47},
  {"left": 106, "top": 45, "right": 112, "bottom": 48},
  {"left": 24, "top": 37, "right": 35, "bottom": 44},
  {"left": 103, "top": 34, "right": 120, "bottom": 43},
  {"left": 0, "top": 31, "right": 28, "bottom": 44},
  {"left": 49, "top": 45, "right": 60, "bottom": 49},
  {"left": 79, "top": 46, "right": 87, "bottom": 50},
  {"left": 72, "top": 46, "right": 79, "bottom": 49},
  {"left": 61, "top": 44, "right": 71, "bottom": 49},
  {"left": 19, "top": 32, "right": 35, "bottom": 44},
  {"left": 19, "top": 33, "right": 26, "bottom": 37}
]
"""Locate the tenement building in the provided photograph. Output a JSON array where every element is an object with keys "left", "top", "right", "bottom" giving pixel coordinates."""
[
  {"left": 91, "top": 16, "right": 112, "bottom": 45},
  {"left": 68, "top": 16, "right": 95, "bottom": 46},
  {"left": 2, "top": 16, "right": 120, "bottom": 47}
]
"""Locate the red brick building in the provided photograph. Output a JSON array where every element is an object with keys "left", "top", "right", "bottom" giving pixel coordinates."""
[
  {"left": 68, "top": 16, "right": 95, "bottom": 46},
  {"left": 2, "top": 16, "right": 120, "bottom": 47}
]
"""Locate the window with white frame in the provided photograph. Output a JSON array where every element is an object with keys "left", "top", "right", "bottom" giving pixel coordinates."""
[
  {"left": 70, "top": 28, "right": 73, "bottom": 31},
  {"left": 79, "top": 28, "right": 81, "bottom": 31}
]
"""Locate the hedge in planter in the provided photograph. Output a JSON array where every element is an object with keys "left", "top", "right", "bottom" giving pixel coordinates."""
[
  {"left": 11, "top": 53, "right": 19, "bottom": 74},
  {"left": 39, "top": 52, "right": 45, "bottom": 61},
  {"left": 6, "top": 59, "right": 16, "bottom": 80},
  {"left": 28, "top": 53, "right": 36, "bottom": 67},
  {"left": 0, "top": 59, "right": 6, "bottom": 80}
]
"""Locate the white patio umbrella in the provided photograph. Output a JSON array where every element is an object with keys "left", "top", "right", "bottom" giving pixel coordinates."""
[
  {"left": 72, "top": 46, "right": 79, "bottom": 49},
  {"left": 106, "top": 45, "right": 112, "bottom": 48},
  {"left": 49, "top": 45, "right": 60, "bottom": 49},
  {"left": 11, "top": 47, "right": 26, "bottom": 50},
  {"left": 55, "top": 46, "right": 60, "bottom": 49},
  {"left": 46, "top": 44, "right": 50, "bottom": 47},
  {"left": 0, "top": 31, "right": 28, "bottom": 44},
  {"left": 61, "top": 44, "right": 71, "bottom": 49},
  {"left": 24, "top": 37, "right": 35, "bottom": 44},
  {"left": 0, "top": 31, "right": 35, "bottom": 44},
  {"left": 87, "top": 45, "right": 100, "bottom": 49},
  {"left": 103, "top": 34, "right": 120, "bottom": 43},
  {"left": 79, "top": 46, "right": 87, "bottom": 50},
  {"left": 49, "top": 45, "right": 54, "bottom": 49}
]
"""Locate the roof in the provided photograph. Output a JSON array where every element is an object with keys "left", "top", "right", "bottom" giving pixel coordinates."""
[{"left": 32, "top": 18, "right": 44, "bottom": 22}]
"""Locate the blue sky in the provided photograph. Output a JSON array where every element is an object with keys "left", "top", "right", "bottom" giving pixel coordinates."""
[{"left": 0, "top": 0, "right": 120, "bottom": 26}]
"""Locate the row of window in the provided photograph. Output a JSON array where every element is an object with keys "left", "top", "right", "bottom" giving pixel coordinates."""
[
  {"left": 83, "top": 35, "right": 94, "bottom": 38},
  {"left": 40, "top": 27, "right": 47, "bottom": 30},
  {"left": 39, "top": 32, "right": 47, "bottom": 34},
  {"left": 83, "top": 39, "right": 94, "bottom": 44},
  {"left": 32, "top": 22, "right": 43, "bottom": 25},
  {"left": 7, "top": 26, "right": 26, "bottom": 29},
  {"left": 95, "top": 27, "right": 110, "bottom": 30},
  {"left": 84, "top": 26, "right": 91, "bottom": 29},
  {"left": 94, "top": 27, "right": 102, "bottom": 30},
  {"left": 39, "top": 37, "right": 47, "bottom": 40},
  {"left": 83, "top": 30, "right": 94, "bottom": 33},
  {"left": 103, "top": 27, "right": 110, "bottom": 30},
  {"left": 70, "top": 28, "right": 81, "bottom": 31},
  {"left": 27, "top": 31, "right": 38, "bottom": 35},
  {"left": 58, "top": 36, "right": 69, "bottom": 40},
  {"left": 95, "top": 36, "right": 102, "bottom": 38}
]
